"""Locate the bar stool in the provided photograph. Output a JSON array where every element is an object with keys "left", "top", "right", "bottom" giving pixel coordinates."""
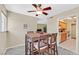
[
  {"left": 25, "top": 34, "right": 32, "bottom": 55},
  {"left": 32, "top": 35, "right": 50, "bottom": 55},
  {"left": 49, "top": 33, "right": 58, "bottom": 55}
]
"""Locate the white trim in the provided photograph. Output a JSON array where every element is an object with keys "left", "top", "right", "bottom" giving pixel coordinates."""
[
  {"left": 2, "top": 49, "right": 7, "bottom": 55},
  {"left": 4, "top": 44, "right": 25, "bottom": 54},
  {"left": 76, "top": 14, "right": 79, "bottom": 53},
  {"left": 2, "top": 44, "right": 25, "bottom": 54},
  {"left": 57, "top": 18, "right": 60, "bottom": 46}
]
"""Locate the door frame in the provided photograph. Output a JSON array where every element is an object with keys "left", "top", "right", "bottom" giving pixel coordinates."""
[{"left": 57, "top": 14, "right": 78, "bottom": 53}]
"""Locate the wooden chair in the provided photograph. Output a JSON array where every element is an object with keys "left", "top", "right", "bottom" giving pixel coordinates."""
[
  {"left": 25, "top": 32, "right": 34, "bottom": 55},
  {"left": 25, "top": 34, "right": 28, "bottom": 55},
  {"left": 49, "top": 33, "right": 58, "bottom": 55},
  {"left": 25, "top": 34, "right": 32, "bottom": 55},
  {"left": 32, "top": 34, "right": 50, "bottom": 55}
]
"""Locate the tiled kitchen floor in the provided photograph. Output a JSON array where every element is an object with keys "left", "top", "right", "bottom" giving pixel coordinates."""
[{"left": 60, "top": 39, "right": 76, "bottom": 53}]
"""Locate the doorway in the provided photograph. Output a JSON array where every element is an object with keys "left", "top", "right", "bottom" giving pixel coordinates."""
[
  {"left": 59, "top": 16, "right": 77, "bottom": 52},
  {"left": 37, "top": 24, "right": 47, "bottom": 32},
  {"left": 59, "top": 19, "right": 68, "bottom": 43}
]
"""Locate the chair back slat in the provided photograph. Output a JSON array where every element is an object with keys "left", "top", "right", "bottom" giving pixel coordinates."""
[
  {"left": 50, "top": 33, "right": 58, "bottom": 55},
  {"left": 51, "top": 33, "right": 57, "bottom": 43},
  {"left": 32, "top": 34, "right": 50, "bottom": 54}
]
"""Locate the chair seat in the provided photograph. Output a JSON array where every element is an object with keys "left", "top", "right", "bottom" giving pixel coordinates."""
[
  {"left": 51, "top": 42, "right": 56, "bottom": 44},
  {"left": 34, "top": 42, "right": 48, "bottom": 50}
]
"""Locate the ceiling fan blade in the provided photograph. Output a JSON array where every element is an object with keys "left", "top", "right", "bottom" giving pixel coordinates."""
[
  {"left": 42, "top": 12, "right": 48, "bottom": 15},
  {"left": 43, "top": 7, "right": 51, "bottom": 11},
  {"left": 38, "top": 4, "right": 41, "bottom": 7},
  {"left": 28, "top": 10, "right": 36, "bottom": 12},
  {"left": 32, "top": 4, "right": 37, "bottom": 8}
]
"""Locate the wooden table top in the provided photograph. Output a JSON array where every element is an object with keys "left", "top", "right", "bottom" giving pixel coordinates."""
[{"left": 26, "top": 32, "right": 48, "bottom": 38}]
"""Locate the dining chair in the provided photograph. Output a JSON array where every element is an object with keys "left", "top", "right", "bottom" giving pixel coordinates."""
[
  {"left": 32, "top": 34, "right": 50, "bottom": 55},
  {"left": 25, "top": 34, "right": 32, "bottom": 55},
  {"left": 25, "top": 34, "right": 28, "bottom": 55},
  {"left": 49, "top": 33, "right": 58, "bottom": 55},
  {"left": 25, "top": 32, "right": 34, "bottom": 55}
]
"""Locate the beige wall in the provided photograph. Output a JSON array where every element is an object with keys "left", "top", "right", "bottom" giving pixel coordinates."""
[
  {"left": 0, "top": 32, "right": 7, "bottom": 54},
  {"left": 47, "top": 18, "right": 58, "bottom": 33},
  {"left": 0, "top": 4, "right": 7, "bottom": 54},
  {"left": 7, "top": 12, "right": 37, "bottom": 47}
]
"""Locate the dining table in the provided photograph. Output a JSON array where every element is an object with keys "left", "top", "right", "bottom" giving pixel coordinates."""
[{"left": 25, "top": 32, "right": 49, "bottom": 55}]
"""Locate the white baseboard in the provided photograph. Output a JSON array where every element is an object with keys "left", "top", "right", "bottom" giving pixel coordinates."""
[
  {"left": 3, "top": 49, "right": 7, "bottom": 55},
  {"left": 4, "top": 44, "right": 25, "bottom": 54},
  {"left": 0, "top": 49, "right": 7, "bottom": 55},
  {"left": 6, "top": 44, "right": 25, "bottom": 50},
  {"left": 2, "top": 44, "right": 25, "bottom": 55}
]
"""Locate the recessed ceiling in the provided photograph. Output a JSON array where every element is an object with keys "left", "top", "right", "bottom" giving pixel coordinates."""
[{"left": 4, "top": 4, "right": 79, "bottom": 24}]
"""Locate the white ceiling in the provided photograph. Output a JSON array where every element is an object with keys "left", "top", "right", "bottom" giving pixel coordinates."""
[{"left": 4, "top": 4, "right": 79, "bottom": 24}]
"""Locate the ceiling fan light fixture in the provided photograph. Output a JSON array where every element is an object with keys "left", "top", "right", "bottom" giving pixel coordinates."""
[
  {"left": 36, "top": 11, "right": 42, "bottom": 15},
  {"left": 28, "top": 4, "right": 52, "bottom": 16}
]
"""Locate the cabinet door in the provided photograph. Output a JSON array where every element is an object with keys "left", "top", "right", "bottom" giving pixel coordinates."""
[{"left": 61, "top": 32, "right": 67, "bottom": 42}]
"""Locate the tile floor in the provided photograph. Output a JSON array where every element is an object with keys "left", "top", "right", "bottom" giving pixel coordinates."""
[
  {"left": 60, "top": 39, "right": 76, "bottom": 53},
  {"left": 5, "top": 46, "right": 77, "bottom": 55}
]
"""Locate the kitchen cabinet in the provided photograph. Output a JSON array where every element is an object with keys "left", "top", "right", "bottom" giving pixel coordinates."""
[{"left": 60, "top": 31, "right": 67, "bottom": 42}]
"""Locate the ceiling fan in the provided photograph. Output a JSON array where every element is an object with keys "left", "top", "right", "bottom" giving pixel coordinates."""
[{"left": 27, "top": 4, "right": 52, "bottom": 16}]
